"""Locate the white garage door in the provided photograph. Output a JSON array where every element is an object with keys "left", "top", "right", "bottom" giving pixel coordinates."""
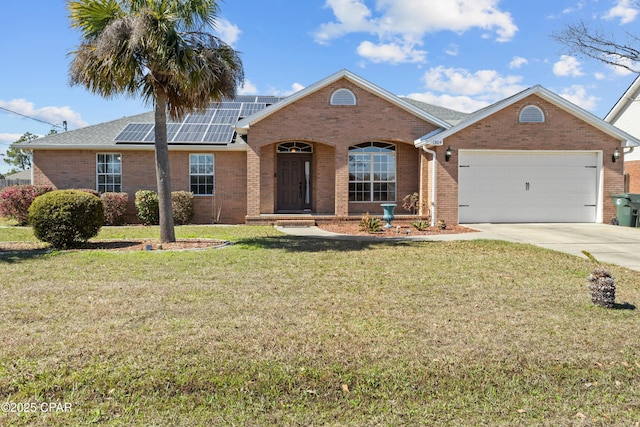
[{"left": 458, "top": 151, "right": 598, "bottom": 223}]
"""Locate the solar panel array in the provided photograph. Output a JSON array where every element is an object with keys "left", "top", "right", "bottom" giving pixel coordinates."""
[{"left": 114, "top": 96, "right": 286, "bottom": 144}]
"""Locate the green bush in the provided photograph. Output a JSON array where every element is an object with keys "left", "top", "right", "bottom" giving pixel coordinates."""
[
  {"left": 0, "top": 185, "right": 53, "bottom": 225},
  {"left": 172, "top": 191, "right": 194, "bottom": 225},
  {"left": 135, "top": 190, "right": 159, "bottom": 225},
  {"left": 101, "top": 192, "right": 129, "bottom": 226},
  {"left": 28, "top": 190, "right": 104, "bottom": 249}
]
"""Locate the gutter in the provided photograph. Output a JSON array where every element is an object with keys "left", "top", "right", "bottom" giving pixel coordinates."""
[{"left": 421, "top": 146, "right": 437, "bottom": 227}]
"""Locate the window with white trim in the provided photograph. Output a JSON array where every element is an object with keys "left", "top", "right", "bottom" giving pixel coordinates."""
[
  {"left": 519, "top": 105, "right": 545, "bottom": 123},
  {"left": 96, "top": 153, "right": 122, "bottom": 193},
  {"left": 348, "top": 142, "right": 396, "bottom": 202},
  {"left": 331, "top": 88, "right": 356, "bottom": 106},
  {"left": 190, "top": 154, "right": 214, "bottom": 195}
]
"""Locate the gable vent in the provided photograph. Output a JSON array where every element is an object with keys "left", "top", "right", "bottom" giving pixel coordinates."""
[
  {"left": 331, "top": 88, "right": 356, "bottom": 106},
  {"left": 519, "top": 105, "right": 545, "bottom": 123}
]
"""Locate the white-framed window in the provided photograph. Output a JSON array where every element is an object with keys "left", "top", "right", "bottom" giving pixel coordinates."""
[
  {"left": 519, "top": 105, "right": 545, "bottom": 123},
  {"left": 96, "top": 153, "right": 122, "bottom": 193},
  {"left": 190, "top": 154, "right": 214, "bottom": 195},
  {"left": 348, "top": 142, "right": 396, "bottom": 202},
  {"left": 331, "top": 88, "right": 356, "bottom": 106}
]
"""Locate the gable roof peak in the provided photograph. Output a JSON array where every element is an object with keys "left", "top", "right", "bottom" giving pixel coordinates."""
[{"left": 235, "top": 69, "right": 452, "bottom": 133}]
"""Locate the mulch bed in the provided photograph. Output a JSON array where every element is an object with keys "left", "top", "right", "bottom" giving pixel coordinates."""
[{"left": 316, "top": 221, "right": 477, "bottom": 237}]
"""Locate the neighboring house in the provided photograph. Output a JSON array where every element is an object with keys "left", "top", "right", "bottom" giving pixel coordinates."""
[
  {"left": 605, "top": 75, "right": 640, "bottom": 193},
  {"left": 16, "top": 69, "right": 640, "bottom": 225},
  {"left": 0, "top": 169, "right": 31, "bottom": 189}
]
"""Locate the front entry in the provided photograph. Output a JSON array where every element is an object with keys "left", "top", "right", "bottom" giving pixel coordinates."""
[{"left": 277, "top": 154, "right": 312, "bottom": 211}]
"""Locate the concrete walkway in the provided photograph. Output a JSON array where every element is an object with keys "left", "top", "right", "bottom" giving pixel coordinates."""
[{"left": 275, "top": 223, "right": 640, "bottom": 272}]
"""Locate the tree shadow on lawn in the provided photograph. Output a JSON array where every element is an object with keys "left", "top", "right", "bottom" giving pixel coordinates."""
[
  {"left": 233, "top": 234, "right": 425, "bottom": 252},
  {"left": 0, "top": 247, "right": 51, "bottom": 264}
]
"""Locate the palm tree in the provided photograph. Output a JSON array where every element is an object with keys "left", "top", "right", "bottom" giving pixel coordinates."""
[{"left": 68, "top": 0, "right": 244, "bottom": 242}]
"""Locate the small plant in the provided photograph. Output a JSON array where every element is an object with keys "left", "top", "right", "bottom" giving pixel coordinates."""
[
  {"left": 402, "top": 192, "right": 420, "bottom": 214},
  {"left": 28, "top": 189, "right": 104, "bottom": 249},
  {"left": 135, "top": 190, "right": 160, "bottom": 225},
  {"left": 437, "top": 219, "right": 447, "bottom": 230},
  {"left": 583, "top": 250, "right": 616, "bottom": 308},
  {"left": 0, "top": 185, "right": 53, "bottom": 225},
  {"left": 359, "top": 212, "right": 382, "bottom": 233},
  {"left": 101, "top": 192, "right": 129, "bottom": 226},
  {"left": 172, "top": 191, "right": 194, "bottom": 225},
  {"left": 412, "top": 219, "right": 430, "bottom": 231}
]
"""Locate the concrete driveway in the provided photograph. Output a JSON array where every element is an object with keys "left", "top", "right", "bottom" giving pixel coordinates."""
[{"left": 467, "top": 223, "right": 640, "bottom": 271}]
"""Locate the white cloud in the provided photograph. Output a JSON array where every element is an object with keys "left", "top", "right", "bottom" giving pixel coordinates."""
[
  {"left": 558, "top": 85, "right": 598, "bottom": 110},
  {"left": 238, "top": 80, "right": 258, "bottom": 95},
  {"left": 0, "top": 133, "right": 25, "bottom": 145},
  {"left": 215, "top": 18, "right": 242, "bottom": 47},
  {"left": 356, "top": 40, "right": 426, "bottom": 64},
  {"left": 444, "top": 44, "right": 459, "bottom": 56},
  {"left": 553, "top": 55, "right": 585, "bottom": 77},
  {"left": 509, "top": 56, "right": 528, "bottom": 69},
  {"left": 603, "top": 0, "right": 639, "bottom": 24},
  {"left": 313, "top": 0, "right": 518, "bottom": 64},
  {"left": 0, "top": 99, "right": 88, "bottom": 129},
  {"left": 405, "top": 92, "right": 489, "bottom": 114},
  {"left": 594, "top": 72, "right": 606, "bottom": 80},
  {"left": 406, "top": 66, "right": 526, "bottom": 113}
]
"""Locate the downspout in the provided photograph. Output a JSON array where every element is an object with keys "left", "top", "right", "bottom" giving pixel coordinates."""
[{"left": 421, "top": 146, "right": 437, "bottom": 227}]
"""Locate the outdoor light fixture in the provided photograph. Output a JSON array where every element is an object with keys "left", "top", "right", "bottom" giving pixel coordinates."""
[
  {"left": 445, "top": 146, "right": 453, "bottom": 162},
  {"left": 612, "top": 147, "right": 620, "bottom": 163}
]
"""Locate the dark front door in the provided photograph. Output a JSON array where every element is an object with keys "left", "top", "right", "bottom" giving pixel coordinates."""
[{"left": 277, "top": 154, "right": 311, "bottom": 211}]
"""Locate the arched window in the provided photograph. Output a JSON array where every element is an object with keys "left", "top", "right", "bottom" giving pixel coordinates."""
[
  {"left": 277, "top": 142, "right": 313, "bottom": 153},
  {"left": 519, "top": 105, "right": 545, "bottom": 123},
  {"left": 331, "top": 88, "right": 356, "bottom": 106},
  {"left": 348, "top": 142, "right": 396, "bottom": 202}
]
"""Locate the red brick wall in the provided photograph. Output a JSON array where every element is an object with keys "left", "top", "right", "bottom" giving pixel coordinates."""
[
  {"left": 32, "top": 149, "right": 247, "bottom": 224},
  {"left": 246, "top": 77, "right": 439, "bottom": 217},
  {"left": 435, "top": 94, "right": 624, "bottom": 224},
  {"left": 625, "top": 160, "right": 640, "bottom": 193}
]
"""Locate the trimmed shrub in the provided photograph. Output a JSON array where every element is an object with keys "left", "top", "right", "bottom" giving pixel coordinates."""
[
  {"left": 75, "top": 188, "right": 101, "bottom": 197},
  {"left": 172, "top": 191, "right": 194, "bottom": 225},
  {"left": 101, "top": 192, "right": 129, "bottom": 226},
  {"left": 28, "top": 190, "right": 104, "bottom": 249},
  {"left": 0, "top": 185, "right": 54, "bottom": 225},
  {"left": 135, "top": 190, "right": 159, "bottom": 225}
]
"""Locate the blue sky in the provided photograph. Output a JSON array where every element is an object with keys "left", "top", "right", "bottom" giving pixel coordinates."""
[{"left": 1, "top": 0, "right": 639, "bottom": 175}]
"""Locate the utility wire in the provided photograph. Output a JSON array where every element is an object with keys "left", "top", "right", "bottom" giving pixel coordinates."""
[{"left": 0, "top": 105, "right": 66, "bottom": 130}]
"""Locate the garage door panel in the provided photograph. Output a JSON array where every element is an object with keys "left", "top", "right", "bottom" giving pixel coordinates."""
[{"left": 458, "top": 151, "right": 598, "bottom": 223}]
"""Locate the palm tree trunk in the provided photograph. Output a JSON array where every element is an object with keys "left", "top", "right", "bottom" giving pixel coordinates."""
[{"left": 154, "top": 92, "right": 176, "bottom": 243}]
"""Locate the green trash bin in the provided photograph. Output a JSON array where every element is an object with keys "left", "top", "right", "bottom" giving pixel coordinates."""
[
  {"left": 612, "top": 194, "right": 634, "bottom": 227},
  {"left": 626, "top": 194, "right": 640, "bottom": 227}
]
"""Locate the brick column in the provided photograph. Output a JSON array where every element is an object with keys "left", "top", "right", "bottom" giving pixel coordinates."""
[
  {"left": 418, "top": 148, "right": 432, "bottom": 218},
  {"left": 246, "top": 147, "right": 261, "bottom": 217},
  {"left": 335, "top": 145, "right": 349, "bottom": 216}
]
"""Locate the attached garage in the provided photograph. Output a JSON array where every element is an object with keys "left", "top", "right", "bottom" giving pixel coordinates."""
[{"left": 458, "top": 151, "right": 600, "bottom": 223}]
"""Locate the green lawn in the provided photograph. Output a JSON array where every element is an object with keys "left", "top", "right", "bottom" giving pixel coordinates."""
[{"left": 1, "top": 225, "right": 639, "bottom": 426}]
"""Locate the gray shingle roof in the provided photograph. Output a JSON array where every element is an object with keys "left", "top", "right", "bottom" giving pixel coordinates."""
[
  {"left": 15, "top": 111, "right": 155, "bottom": 149},
  {"left": 401, "top": 98, "right": 471, "bottom": 126}
]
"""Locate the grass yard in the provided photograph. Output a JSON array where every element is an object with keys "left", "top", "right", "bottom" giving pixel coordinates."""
[{"left": 1, "top": 225, "right": 639, "bottom": 426}]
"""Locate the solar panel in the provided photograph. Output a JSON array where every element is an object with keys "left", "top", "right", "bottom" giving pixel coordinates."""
[
  {"left": 142, "top": 123, "right": 182, "bottom": 142},
  {"left": 114, "top": 123, "right": 153, "bottom": 142},
  {"left": 184, "top": 109, "right": 215, "bottom": 124},
  {"left": 240, "top": 103, "right": 267, "bottom": 117},
  {"left": 114, "top": 96, "right": 284, "bottom": 145},
  {"left": 212, "top": 109, "right": 240, "bottom": 124},
  {"left": 204, "top": 125, "right": 235, "bottom": 143},
  {"left": 256, "top": 96, "right": 284, "bottom": 104},
  {"left": 172, "top": 124, "right": 209, "bottom": 142}
]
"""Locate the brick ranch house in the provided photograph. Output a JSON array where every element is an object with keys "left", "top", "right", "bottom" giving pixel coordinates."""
[
  {"left": 605, "top": 74, "right": 640, "bottom": 193},
  {"left": 17, "top": 69, "right": 640, "bottom": 225}
]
